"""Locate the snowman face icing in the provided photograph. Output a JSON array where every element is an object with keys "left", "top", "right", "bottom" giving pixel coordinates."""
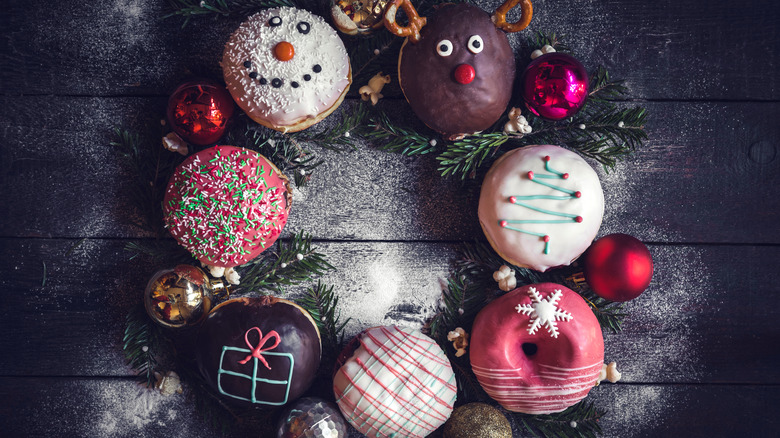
[{"left": 222, "top": 7, "right": 351, "bottom": 127}]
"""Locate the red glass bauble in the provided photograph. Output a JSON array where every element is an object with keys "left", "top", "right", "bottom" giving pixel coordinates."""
[
  {"left": 582, "top": 233, "right": 653, "bottom": 302},
  {"left": 520, "top": 53, "right": 589, "bottom": 120},
  {"left": 166, "top": 80, "right": 235, "bottom": 146}
]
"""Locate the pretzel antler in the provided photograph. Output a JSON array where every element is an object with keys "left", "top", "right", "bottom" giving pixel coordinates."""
[
  {"left": 492, "top": 0, "right": 533, "bottom": 33},
  {"left": 384, "top": 0, "right": 427, "bottom": 44}
]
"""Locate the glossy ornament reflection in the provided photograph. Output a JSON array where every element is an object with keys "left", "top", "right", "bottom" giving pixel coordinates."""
[
  {"left": 143, "top": 265, "right": 226, "bottom": 328},
  {"left": 520, "top": 52, "right": 589, "bottom": 120}
]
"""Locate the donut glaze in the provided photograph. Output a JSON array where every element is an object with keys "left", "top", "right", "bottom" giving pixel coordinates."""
[
  {"left": 470, "top": 283, "right": 604, "bottom": 414},
  {"left": 333, "top": 326, "right": 456, "bottom": 438},
  {"left": 478, "top": 145, "right": 604, "bottom": 272},
  {"left": 398, "top": 3, "right": 515, "bottom": 139},
  {"left": 195, "top": 297, "right": 321, "bottom": 408},
  {"left": 163, "top": 146, "right": 290, "bottom": 268},
  {"left": 222, "top": 7, "right": 351, "bottom": 132}
]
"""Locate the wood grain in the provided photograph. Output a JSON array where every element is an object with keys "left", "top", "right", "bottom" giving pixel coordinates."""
[
  {"left": 1, "top": 98, "right": 778, "bottom": 243},
  {"left": 1, "top": 0, "right": 778, "bottom": 100}
]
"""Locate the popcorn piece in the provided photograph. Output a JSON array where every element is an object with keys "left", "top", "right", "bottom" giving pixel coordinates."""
[
  {"left": 162, "top": 132, "right": 188, "bottom": 156},
  {"left": 493, "top": 264, "right": 517, "bottom": 292},
  {"left": 503, "top": 108, "right": 532, "bottom": 136},
  {"left": 447, "top": 327, "right": 469, "bottom": 357},
  {"left": 596, "top": 361, "right": 622, "bottom": 386},
  {"left": 154, "top": 371, "right": 183, "bottom": 396},
  {"left": 359, "top": 72, "right": 392, "bottom": 105},
  {"left": 224, "top": 267, "right": 240, "bottom": 285}
]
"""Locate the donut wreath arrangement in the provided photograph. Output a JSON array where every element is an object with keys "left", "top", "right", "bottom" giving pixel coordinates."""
[{"left": 116, "top": 0, "right": 653, "bottom": 437}]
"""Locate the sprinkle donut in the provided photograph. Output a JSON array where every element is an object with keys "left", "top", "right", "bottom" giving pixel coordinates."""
[
  {"left": 333, "top": 326, "right": 456, "bottom": 438},
  {"left": 478, "top": 145, "right": 604, "bottom": 272},
  {"left": 163, "top": 145, "right": 291, "bottom": 268},
  {"left": 470, "top": 283, "right": 604, "bottom": 414},
  {"left": 222, "top": 7, "right": 351, "bottom": 132}
]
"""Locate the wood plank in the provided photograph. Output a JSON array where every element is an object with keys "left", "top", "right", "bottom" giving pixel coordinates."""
[
  {"left": 0, "top": 377, "right": 777, "bottom": 437},
  {"left": 1, "top": 0, "right": 778, "bottom": 100},
  {"left": 2, "top": 238, "right": 779, "bottom": 385},
  {"left": 1, "top": 97, "right": 779, "bottom": 243}
]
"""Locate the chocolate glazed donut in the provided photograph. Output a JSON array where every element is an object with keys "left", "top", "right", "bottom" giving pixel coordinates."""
[
  {"left": 195, "top": 297, "right": 321, "bottom": 408},
  {"left": 387, "top": 0, "right": 533, "bottom": 140}
]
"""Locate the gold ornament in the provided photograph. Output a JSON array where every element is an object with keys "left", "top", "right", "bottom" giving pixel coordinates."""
[
  {"left": 331, "top": 0, "right": 390, "bottom": 35},
  {"left": 143, "top": 265, "right": 227, "bottom": 328},
  {"left": 442, "top": 403, "right": 512, "bottom": 438}
]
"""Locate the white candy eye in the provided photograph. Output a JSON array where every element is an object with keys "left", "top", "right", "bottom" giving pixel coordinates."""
[
  {"left": 467, "top": 35, "right": 484, "bottom": 54},
  {"left": 436, "top": 39, "right": 453, "bottom": 57}
]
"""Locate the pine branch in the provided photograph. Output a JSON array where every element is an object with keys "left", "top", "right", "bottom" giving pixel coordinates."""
[
  {"left": 293, "top": 103, "right": 370, "bottom": 152},
  {"left": 241, "top": 125, "right": 323, "bottom": 188},
  {"left": 455, "top": 241, "right": 544, "bottom": 290},
  {"left": 296, "top": 281, "right": 351, "bottom": 354},
  {"left": 530, "top": 30, "right": 570, "bottom": 52},
  {"left": 163, "top": 0, "right": 302, "bottom": 27},
  {"left": 235, "top": 230, "right": 334, "bottom": 294},
  {"left": 577, "top": 288, "right": 626, "bottom": 333},
  {"left": 436, "top": 133, "right": 509, "bottom": 179},
  {"left": 357, "top": 108, "right": 439, "bottom": 156},
  {"left": 112, "top": 128, "right": 182, "bottom": 237},
  {"left": 348, "top": 31, "right": 402, "bottom": 88},
  {"left": 587, "top": 65, "right": 629, "bottom": 104},
  {"left": 122, "top": 304, "right": 166, "bottom": 387},
  {"left": 513, "top": 401, "right": 606, "bottom": 438},
  {"left": 427, "top": 275, "right": 488, "bottom": 343}
]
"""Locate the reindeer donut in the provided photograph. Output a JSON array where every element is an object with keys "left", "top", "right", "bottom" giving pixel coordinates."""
[{"left": 385, "top": 0, "right": 533, "bottom": 140}]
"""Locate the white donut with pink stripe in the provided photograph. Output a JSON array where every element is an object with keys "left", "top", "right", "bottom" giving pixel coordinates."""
[
  {"left": 470, "top": 283, "right": 604, "bottom": 414},
  {"left": 333, "top": 325, "right": 456, "bottom": 437}
]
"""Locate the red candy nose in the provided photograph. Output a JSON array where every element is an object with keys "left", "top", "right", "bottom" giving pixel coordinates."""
[{"left": 453, "top": 64, "right": 475, "bottom": 84}]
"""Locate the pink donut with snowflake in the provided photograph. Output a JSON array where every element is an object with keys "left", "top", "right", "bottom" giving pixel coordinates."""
[
  {"left": 333, "top": 326, "right": 456, "bottom": 437},
  {"left": 163, "top": 146, "right": 291, "bottom": 267},
  {"left": 470, "top": 283, "right": 604, "bottom": 414}
]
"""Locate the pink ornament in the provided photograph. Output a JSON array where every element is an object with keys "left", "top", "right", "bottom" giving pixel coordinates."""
[{"left": 520, "top": 53, "right": 589, "bottom": 120}]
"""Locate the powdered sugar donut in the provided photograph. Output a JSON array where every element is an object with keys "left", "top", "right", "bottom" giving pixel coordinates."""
[
  {"left": 333, "top": 326, "right": 456, "bottom": 438},
  {"left": 222, "top": 7, "right": 351, "bottom": 132},
  {"left": 163, "top": 146, "right": 291, "bottom": 268},
  {"left": 470, "top": 283, "right": 604, "bottom": 414},
  {"left": 478, "top": 145, "right": 604, "bottom": 272}
]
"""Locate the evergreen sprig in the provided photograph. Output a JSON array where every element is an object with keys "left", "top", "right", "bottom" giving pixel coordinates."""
[
  {"left": 436, "top": 133, "right": 510, "bottom": 179},
  {"left": 163, "top": 0, "right": 302, "bottom": 27},
  {"left": 122, "top": 304, "right": 166, "bottom": 387},
  {"left": 454, "top": 241, "right": 543, "bottom": 290},
  {"left": 236, "top": 230, "right": 334, "bottom": 294},
  {"left": 358, "top": 108, "right": 438, "bottom": 156},
  {"left": 513, "top": 401, "right": 606, "bottom": 438},
  {"left": 241, "top": 126, "right": 324, "bottom": 187},
  {"left": 577, "top": 288, "right": 626, "bottom": 333},
  {"left": 112, "top": 128, "right": 182, "bottom": 237},
  {"left": 292, "top": 103, "right": 370, "bottom": 152},
  {"left": 297, "top": 281, "right": 351, "bottom": 353},
  {"left": 531, "top": 30, "right": 570, "bottom": 53},
  {"left": 427, "top": 275, "right": 487, "bottom": 344}
]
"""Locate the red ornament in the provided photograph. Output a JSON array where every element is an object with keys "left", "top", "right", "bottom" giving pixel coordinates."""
[
  {"left": 520, "top": 53, "right": 589, "bottom": 120},
  {"left": 166, "top": 80, "right": 235, "bottom": 146},
  {"left": 582, "top": 233, "right": 653, "bottom": 302}
]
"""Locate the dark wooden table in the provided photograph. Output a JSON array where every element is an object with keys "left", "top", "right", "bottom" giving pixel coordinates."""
[{"left": 1, "top": 0, "right": 779, "bottom": 436}]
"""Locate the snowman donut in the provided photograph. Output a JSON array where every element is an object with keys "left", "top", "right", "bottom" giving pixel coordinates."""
[{"left": 222, "top": 7, "right": 352, "bottom": 132}]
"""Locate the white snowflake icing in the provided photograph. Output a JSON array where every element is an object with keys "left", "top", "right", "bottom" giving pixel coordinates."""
[{"left": 515, "top": 287, "right": 573, "bottom": 338}]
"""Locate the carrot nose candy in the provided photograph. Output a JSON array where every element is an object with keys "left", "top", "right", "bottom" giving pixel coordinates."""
[
  {"left": 454, "top": 63, "right": 475, "bottom": 84},
  {"left": 273, "top": 41, "right": 295, "bottom": 61}
]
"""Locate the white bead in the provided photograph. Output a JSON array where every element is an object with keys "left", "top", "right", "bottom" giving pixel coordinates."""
[
  {"left": 299, "top": 169, "right": 306, "bottom": 175},
  {"left": 280, "top": 263, "right": 288, "bottom": 268},
  {"left": 618, "top": 121, "right": 625, "bottom": 128},
  {"left": 296, "top": 253, "right": 304, "bottom": 260},
  {"left": 344, "top": 131, "right": 350, "bottom": 137},
  {"left": 578, "top": 123, "right": 586, "bottom": 130},
  {"left": 570, "top": 421, "right": 577, "bottom": 428},
  {"left": 530, "top": 49, "right": 543, "bottom": 60},
  {"left": 429, "top": 139, "right": 437, "bottom": 146},
  {"left": 373, "top": 49, "right": 380, "bottom": 55},
  {"left": 142, "top": 346, "right": 149, "bottom": 352}
]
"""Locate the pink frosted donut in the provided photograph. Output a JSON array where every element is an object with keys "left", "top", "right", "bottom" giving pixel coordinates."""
[
  {"left": 163, "top": 146, "right": 291, "bottom": 267},
  {"left": 470, "top": 283, "right": 604, "bottom": 414},
  {"left": 478, "top": 145, "right": 604, "bottom": 272},
  {"left": 333, "top": 326, "right": 456, "bottom": 438}
]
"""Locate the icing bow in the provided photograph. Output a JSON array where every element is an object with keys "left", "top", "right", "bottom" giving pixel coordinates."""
[{"left": 238, "top": 327, "right": 281, "bottom": 369}]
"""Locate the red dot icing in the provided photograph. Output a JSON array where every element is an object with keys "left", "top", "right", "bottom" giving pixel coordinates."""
[
  {"left": 509, "top": 196, "right": 517, "bottom": 203},
  {"left": 575, "top": 216, "right": 583, "bottom": 223},
  {"left": 543, "top": 155, "right": 551, "bottom": 162},
  {"left": 562, "top": 173, "right": 569, "bottom": 179},
  {"left": 543, "top": 235, "right": 550, "bottom": 242},
  {"left": 527, "top": 171, "right": 535, "bottom": 180},
  {"left": 500, "top": 220, "right": 508, "bottom": 228},
  {"left": 575, "top": 191, "right": 582, "bottom": 198},
  {"left": 163, "top": 146, "right": 290, "bottom": 267}
]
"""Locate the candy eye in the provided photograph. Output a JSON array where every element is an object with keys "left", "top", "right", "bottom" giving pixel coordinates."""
[
  {"left": 269, "top": 16, "right": 282, "bottom": 27},
  {"left": 436, "top": 39, "right": 453, "bottom": 57},
  {"left": 467, "top": 35, "right": 484, "bottom": 54},
  {"left": 296, "top": 21, "right": 310, "bottom": 34}
]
